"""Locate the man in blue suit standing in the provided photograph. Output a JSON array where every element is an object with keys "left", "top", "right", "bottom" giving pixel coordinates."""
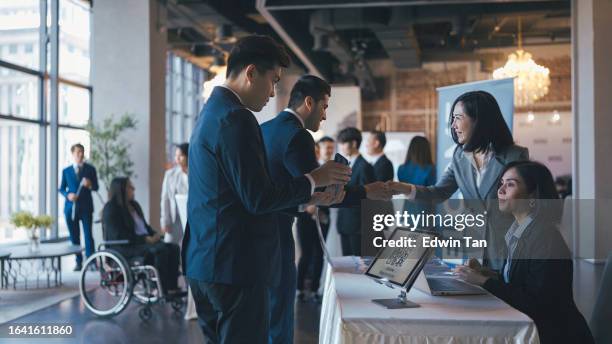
[
  {"left": 183, "top": 35, "right": 352, "bottom": 344},
  {"left": 58, "top": 143, "right": 98, "bottom": 271},
  {"left": 261, "top": 75, "right": 393, "bottom": 344}
]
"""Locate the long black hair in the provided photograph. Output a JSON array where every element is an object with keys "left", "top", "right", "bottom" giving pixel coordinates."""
[
  {"left": 404, "top": 136, "right": 433, "bottom": 167},
  {"left": 450, "top": 90, "right": 514, "bottom": 153},
  {"left": 176, "top": 143, "right": 189, "bottom": 162},
  {"left": 106, "top": 177, "right": 134, "bottom": 229},
  {"left": 500, "top": 160, "right": 561, "bottom": 223}
]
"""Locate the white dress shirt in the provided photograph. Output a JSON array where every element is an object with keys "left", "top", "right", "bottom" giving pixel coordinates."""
[
  {"left": 367, "top": 152, "right": 384, "bottom": 165},
  {"left": 503, "top": 215, "right": 533, "bottom": 283}
]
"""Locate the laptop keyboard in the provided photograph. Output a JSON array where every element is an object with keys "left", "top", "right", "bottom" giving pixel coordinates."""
[{"left": 427, "top": 278, "right": 480, "bottom": 292}]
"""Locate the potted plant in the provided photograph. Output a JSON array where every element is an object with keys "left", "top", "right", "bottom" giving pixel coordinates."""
[
  {"left": 10, "top": 212, "right": 55, "bottom": 253},
  {"left": 85, "top": 113, "right": 138, "bottom": 195}
]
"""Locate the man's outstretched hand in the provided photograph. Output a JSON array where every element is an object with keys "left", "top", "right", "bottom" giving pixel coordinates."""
[{"left": 364, "top": 181, "right": 393, "bottom": 201}]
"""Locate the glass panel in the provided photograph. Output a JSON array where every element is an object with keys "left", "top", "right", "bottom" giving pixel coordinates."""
[
  {"left": 59, "top": 0, "right": 90, "bottom": 84},
  {"left": 57, "top": 127, "right": 90, "bottom": 238},
  {"left": 0, "top": 120, "right": 40, "bottom": 244},
  {"left": 0, "top": 0, "right": 41, "bottom": 70},
  {"left": 172, "top": 112, "right": 182, "bottom": 144},
  {"left": 0, "top": 66, "right": 39, "bottom": 119},
  {"left": 59, "top": 82, "right": 90, "bottom": 126}
]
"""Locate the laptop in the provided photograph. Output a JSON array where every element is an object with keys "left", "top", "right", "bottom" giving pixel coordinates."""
[
  {"left": 365, "top": 228, "right": 485, "bottom": 297},
  {"left": 414, "top": 260, "right": 486, "bottom": 296}
]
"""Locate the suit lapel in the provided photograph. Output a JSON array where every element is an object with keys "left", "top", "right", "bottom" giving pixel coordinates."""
[
  {"left": 458, "top": 151, "right": 479, "bottom": 199},
  {"left": 69, "top": 166, "right": 78, "bottom": 184},
  {"left": 478, "top": 154, "right": 505, "bottom": 199},
  {"left": 508, "top": 221, "right": 535, "bottom": 280}
]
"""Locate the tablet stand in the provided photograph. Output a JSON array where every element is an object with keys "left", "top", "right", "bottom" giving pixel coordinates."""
[{"left": 372, "top": 290, "right": 420, "bottom": 309}]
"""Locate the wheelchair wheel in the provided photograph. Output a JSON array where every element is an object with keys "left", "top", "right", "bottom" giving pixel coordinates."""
[
  {"left": 131, "top": 265, "right": 162, "bottom": 305},
  {"left": 80, "top": 250, "right": 133, "bottom": 317}
]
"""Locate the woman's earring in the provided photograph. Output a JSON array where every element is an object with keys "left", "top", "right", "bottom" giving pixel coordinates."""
[{"left": 529, "top": 199, "right": 536, "bottom": 208}]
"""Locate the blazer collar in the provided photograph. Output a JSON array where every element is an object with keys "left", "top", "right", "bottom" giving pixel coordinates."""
[
  {"left": 213, "top": 85, "right": 244, "bottom": 108},
  {"left": 508, "top": 218, "right": 537, "bottom": 278},
  {"left": 459, "top": 147, "right": 504, "bottom": 200},
  {"left": 281, "top": 108, "right": 305, "bottom": 128},
  {"left": 478, "top": 154, "right": 505, "bottom": 199}
]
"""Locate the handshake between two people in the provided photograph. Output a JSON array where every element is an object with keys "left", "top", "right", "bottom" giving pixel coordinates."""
[{"left": 305, "top": 161, "right": 418, "bottom": 207}]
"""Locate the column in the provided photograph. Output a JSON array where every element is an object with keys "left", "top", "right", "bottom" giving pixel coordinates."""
[
  {"left": 92, "top": 0, "right": 167, "bottom": 224},
  {"left": 572, "top": 0, "right": 612, "bottom": 261}
]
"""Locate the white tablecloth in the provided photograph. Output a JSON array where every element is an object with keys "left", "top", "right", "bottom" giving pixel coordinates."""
[{"left": 320, "top": 259, "right": 539, "bottom": 344}]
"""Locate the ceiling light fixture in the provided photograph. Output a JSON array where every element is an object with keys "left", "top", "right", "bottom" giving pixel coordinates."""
[{"left": 492, "top": 17, "right": 550, "bottom": 107}]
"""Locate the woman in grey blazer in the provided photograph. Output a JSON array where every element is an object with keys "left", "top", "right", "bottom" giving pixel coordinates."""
[
  {"left": 390, "top": 91, "right": 529, "bottom": 270},
  {"left": 160, "top": 143, "right": 189, "bottom": 245}
]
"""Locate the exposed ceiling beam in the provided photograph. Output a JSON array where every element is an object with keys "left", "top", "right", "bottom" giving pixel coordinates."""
[
  {"left": 256, "top": 0, "right": 323, "bottom": 77},
  {"left": 264, "top": 0, "right": 566, "bottom": 11}
]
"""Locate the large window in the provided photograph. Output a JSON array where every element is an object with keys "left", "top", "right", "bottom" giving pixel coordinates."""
[
  {"left": 165, "top": 52, "right": 204, "bottom": 163},
  {"left": 0, "top": 0, "right": 92, "bottom": 245}
]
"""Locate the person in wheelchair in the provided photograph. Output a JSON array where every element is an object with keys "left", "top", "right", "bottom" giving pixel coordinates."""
[{"left": 102, "top": 177, "right": 181, "bottom": 296}]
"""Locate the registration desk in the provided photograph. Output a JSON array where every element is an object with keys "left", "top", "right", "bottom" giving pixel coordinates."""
[{"left": 319, "top": 258, "right": 539, "bottom": 344}]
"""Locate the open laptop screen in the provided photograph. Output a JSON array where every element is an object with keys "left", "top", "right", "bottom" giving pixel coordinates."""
[{"left": 365, "top": 229, "right": 435, "bottom": 288}]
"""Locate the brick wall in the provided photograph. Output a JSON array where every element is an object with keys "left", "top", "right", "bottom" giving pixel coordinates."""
[{"left": 361, "top": 52, "right": 572, "bottom": 160}]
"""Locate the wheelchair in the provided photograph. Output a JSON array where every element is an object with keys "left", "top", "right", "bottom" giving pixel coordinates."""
[{"left": 79, "top": 240, "right": 186, "bottom": 321}]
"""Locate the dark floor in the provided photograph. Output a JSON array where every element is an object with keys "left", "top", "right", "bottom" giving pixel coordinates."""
[
  {"left": 0, "top": 290, "right": 322, "bottom": 344},
  {"left": 0, "top": 259, "right": 603, "bottom": 344}
]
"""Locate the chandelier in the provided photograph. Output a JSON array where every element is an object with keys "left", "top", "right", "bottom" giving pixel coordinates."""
[{"left": 492, "top": 18, "right": 550, "bottom": 107}]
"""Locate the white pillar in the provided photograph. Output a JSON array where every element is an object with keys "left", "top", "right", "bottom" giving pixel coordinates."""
[
  {"left": 573, "top": 0, "right": 612, "bottom": 261},
  {"left": 92, "top": 0, "right": 167, "bottom": 225}
]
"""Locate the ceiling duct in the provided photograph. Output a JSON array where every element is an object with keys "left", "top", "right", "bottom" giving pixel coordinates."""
[{"left": 310, "top": 8, "right": 421, "bottom": 70}]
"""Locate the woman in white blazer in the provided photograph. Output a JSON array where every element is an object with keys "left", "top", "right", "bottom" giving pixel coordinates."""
[{"left": 160, "top": 143, "right": 189, "bottom": 245}]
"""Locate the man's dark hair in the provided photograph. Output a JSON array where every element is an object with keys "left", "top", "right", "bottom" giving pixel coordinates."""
[
  {"left": 337, "top": 127, "right": 362, "bottom": 148},
  {"left": 71, "top": 143, "right": 85, "bottom": 153},
  {"left": 226, "top": 35, "right": 291, "bottom": 79},
  {"left": 449, "top": 90, "right": 514, "bottom": 153},
  {"left": 317, "top": 136, "right": 335, "bottom": 144},
  {"left": 371, "top": 130, "right": 387, "bottom": 149},
  {"left": 287, "top": 75, "right": 331, "bottom": 110}
]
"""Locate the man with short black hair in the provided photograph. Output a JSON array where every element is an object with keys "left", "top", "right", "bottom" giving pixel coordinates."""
[
  {"left": 318, "top": 136, "right": 335, "bottom": 164},
  {"left": 261, "top": 76, "right": 391, "bottom": 343},
  {"left": 184, "top": 36, "right": 351, "bottom": 343},
  {"left": 366, "top": 130, "right": 394, "bottom": 182},
  {"left": 336, "top": 127, "right": 375, "bottom": 256},
  {"left": 58, "top": 143, "right": 98, "bottom": 271}
]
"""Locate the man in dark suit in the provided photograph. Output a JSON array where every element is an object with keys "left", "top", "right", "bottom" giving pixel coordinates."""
[
  {"left": 183, "top": 36, "right": 351, "bottom": 344},
  {"left": 261, "top": 76, "right": 392, "bottom": 344},
  {"left": 58, "top": 143, "right": 98, "bottom": 271},
  {"left": 366, "top": 130, "right": 394, "bottom": 182},
  {"left": 336, "top": 127, "right": 375, "bottom": 256}
]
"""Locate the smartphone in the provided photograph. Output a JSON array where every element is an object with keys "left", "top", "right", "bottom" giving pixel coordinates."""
[
  {"left": 331, "top": 153, "right": 349, "bottom": 195},
  {"left": 333, "top": 153, "right": 349, "bottom": 166}
]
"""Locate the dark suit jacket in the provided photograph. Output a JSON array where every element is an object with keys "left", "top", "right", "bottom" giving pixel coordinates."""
[
  {"left": 261, "top": 110, "right": 365, "bottom": 218},
  {"left": 483, "top": 219, "right": 594, "bottom": 344},
  {"left": 102, "top": 200, "right": 154, "bottom": 246},
  {"left": 373, "top": 154, "right": 394, "bottom": 182},
  {"left": 337, "top": 155, "right": 375, "bottom": 235},
  {"left": 58, "top": 162, "right": 98, "bottom": 215},
  {"left": 183, "top": 87, "right": 312, "bottom": 287}
]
